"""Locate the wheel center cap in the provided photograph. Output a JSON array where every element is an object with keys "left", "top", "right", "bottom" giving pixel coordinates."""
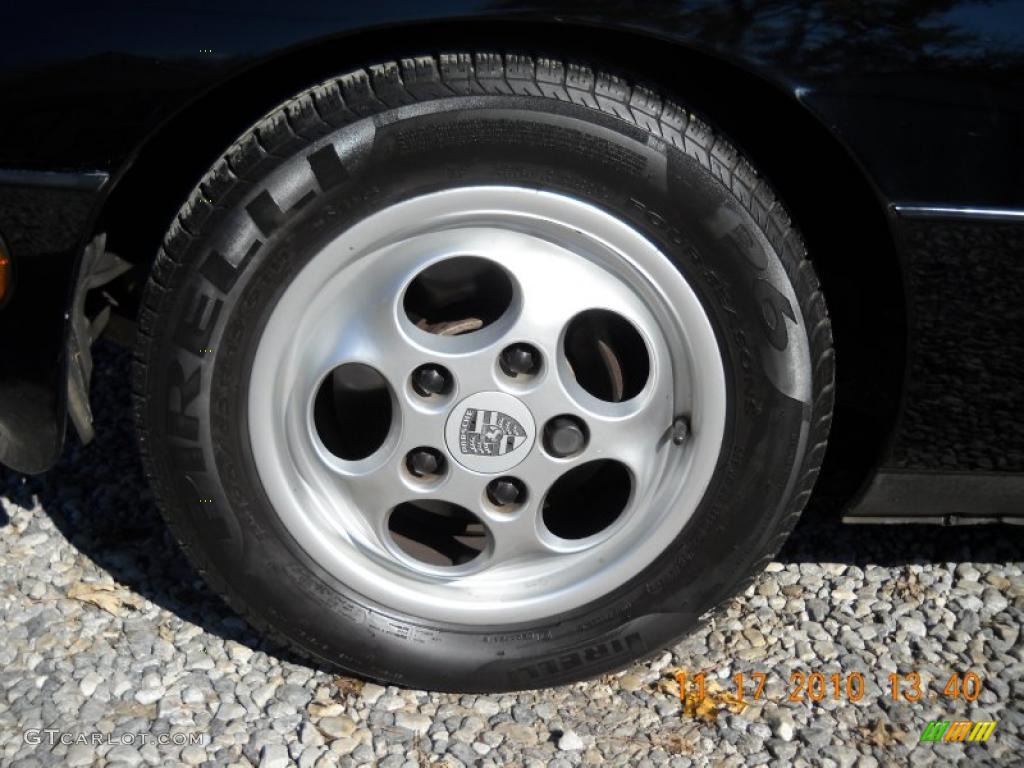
[{"left": 444, "top": 391, "right": 536, "bottom": 474}]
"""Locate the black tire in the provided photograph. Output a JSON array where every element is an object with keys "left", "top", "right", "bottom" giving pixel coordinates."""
[{"left": 134, "top": 53, "right": 833, "bottom": 691}]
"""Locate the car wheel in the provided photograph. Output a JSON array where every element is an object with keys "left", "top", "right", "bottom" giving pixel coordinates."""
[{"left": 134, "top": 53, "right": 833, "bottom": 691}]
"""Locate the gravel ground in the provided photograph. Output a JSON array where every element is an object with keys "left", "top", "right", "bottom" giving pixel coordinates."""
[{"left": 1, "top": 342, "right": 1022, "bottom": 767}]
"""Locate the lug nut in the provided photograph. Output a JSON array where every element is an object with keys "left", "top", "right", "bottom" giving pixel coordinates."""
[
  {"left": 500, "top": 343, "right": 540, "bottom": 377},
  {"left": 406, "top": 448, "right": 444, "bottom": 478},
  {"left": 543, "top": 415, "right": 588, "bottom": 458},
  {"left": 412, "top": 364, "right": 449, "bottom": 396},
  {"left": 487, "top": 477, "right": 525, "bottom": 507}
]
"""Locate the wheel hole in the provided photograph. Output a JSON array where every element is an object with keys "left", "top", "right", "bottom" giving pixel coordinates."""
[
  {"left": 404, "top": 256, "right": 514, "bottom": 335},
  {"left": 564, "top": 310, "right": 649, "bottom": 402},
  {"left": 543, "top": 460, "right": 631, "bottom": 539},
  {"left": 388, "top": 501, "right": 488, "bottom": 566},
  {"left": 313, "top": 363, "right": 392, "bottom": 460}
]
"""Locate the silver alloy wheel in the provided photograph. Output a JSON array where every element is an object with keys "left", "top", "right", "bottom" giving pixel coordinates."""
[{"left": 248, "top": 186, "right": 726, "bottom": 625}]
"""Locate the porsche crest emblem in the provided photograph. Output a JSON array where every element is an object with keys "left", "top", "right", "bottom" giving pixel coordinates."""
[{"left": 458, "top": 408, "right": 528, "bottom": 456}]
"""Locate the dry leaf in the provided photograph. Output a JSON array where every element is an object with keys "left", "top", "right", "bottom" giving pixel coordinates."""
[
  {"left": 67, "top": 582, "right": 139, "bottom": 616},
  {"left": 333, "top": 675, "right": 364, "bottom": 696},
  {"left": 860, "top": 718, "right": 906, "bottom": 747},
  {"left": 670, "top": 668, "right": 747, "bottom": 723},
  {"left": 653, "top": 730, "right": 696, "bottom": 756}
]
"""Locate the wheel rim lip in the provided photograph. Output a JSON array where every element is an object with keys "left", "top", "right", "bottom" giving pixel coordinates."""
[{"left": 248, "top": 186, "right": 727, "bottom": 625}]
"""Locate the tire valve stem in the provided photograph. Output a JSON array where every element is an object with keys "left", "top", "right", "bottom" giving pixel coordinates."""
[{"left": 671, "top": 416, "right": 690, "bottom": 446}]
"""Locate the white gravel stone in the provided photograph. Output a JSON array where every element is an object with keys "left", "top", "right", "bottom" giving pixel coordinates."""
[
  {"left": 181, "top": 686, "right": 205, "bottom": 705},
  {"left": 770, "top": 711, "right": 795, "bottom": 742},
  {"left": 360, "top": 683, "right": 385, "bottom": 704},
  {"left": 329, "top": 736, "right": 358, "bottom": 755},
  {"left": 216, "top": 701, "right": 247, "bottom": 721},
  {"left": 899, "top": 617, "right": 927, "bottom": 637},
  {"left": 79, "top": 671, "right": 103, "bottom": 697},
  {"left": 300, "top": 719, "right": 325, "bottom": 746},
  {"left": 308, "top": 702, "right": 345, "bottom": 719},
  {"left": 318, "top": 715, "right": 357, "bottom": 739},
  {"left": 179, "top": 744, "right": 208, "bottom": 765},
  {"left": 557, "top": 730, "right": 584, "bottom": 751},
  {"left": 134, "top": 687, "right": 164, "bottom": 705},
  {"left": 473, "top": 698, "right": 501, "bottom": 717},
  {"left": 378, "top": 694, "right": 406, "bottom": 711},
  {"left": 227, "top": 641, "right": 255, "bottom": 663},
  {"left": 618, "top": 673, "right": 644, "bottom": 691},
  {"left": 105, "top": 744, "right": 144, "bottom": 766},
  {"left": 259, "top": 744, "right": 290, "bottom": 768},
  {"left": 395, "top": 712, "right": 432, "bottom": 734},
  {"left": 64, "top": 744, "right": 95, "bottom": 766},
  {"left": 252, "top": 683, "right": 278, "bottom": 708}
]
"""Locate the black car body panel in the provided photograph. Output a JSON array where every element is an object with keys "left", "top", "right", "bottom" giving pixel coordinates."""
[{"left": 0, "top": 1, "right": 1021, "bottom": 520}]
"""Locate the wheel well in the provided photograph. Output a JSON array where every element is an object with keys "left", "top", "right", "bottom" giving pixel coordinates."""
[{"left": 96, "top": 20, "right": 906, "bottom": 512}]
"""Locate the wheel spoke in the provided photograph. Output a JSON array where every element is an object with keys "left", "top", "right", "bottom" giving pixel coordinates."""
[
  {"left": 325, "top": 458, "right": 409, "bottom": 533},
  {"left": 485, "top": 504, "right": 552, "bottom": 564},
  {"left": 331, "top": 296, "right": 419, "bottom": 390}
]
